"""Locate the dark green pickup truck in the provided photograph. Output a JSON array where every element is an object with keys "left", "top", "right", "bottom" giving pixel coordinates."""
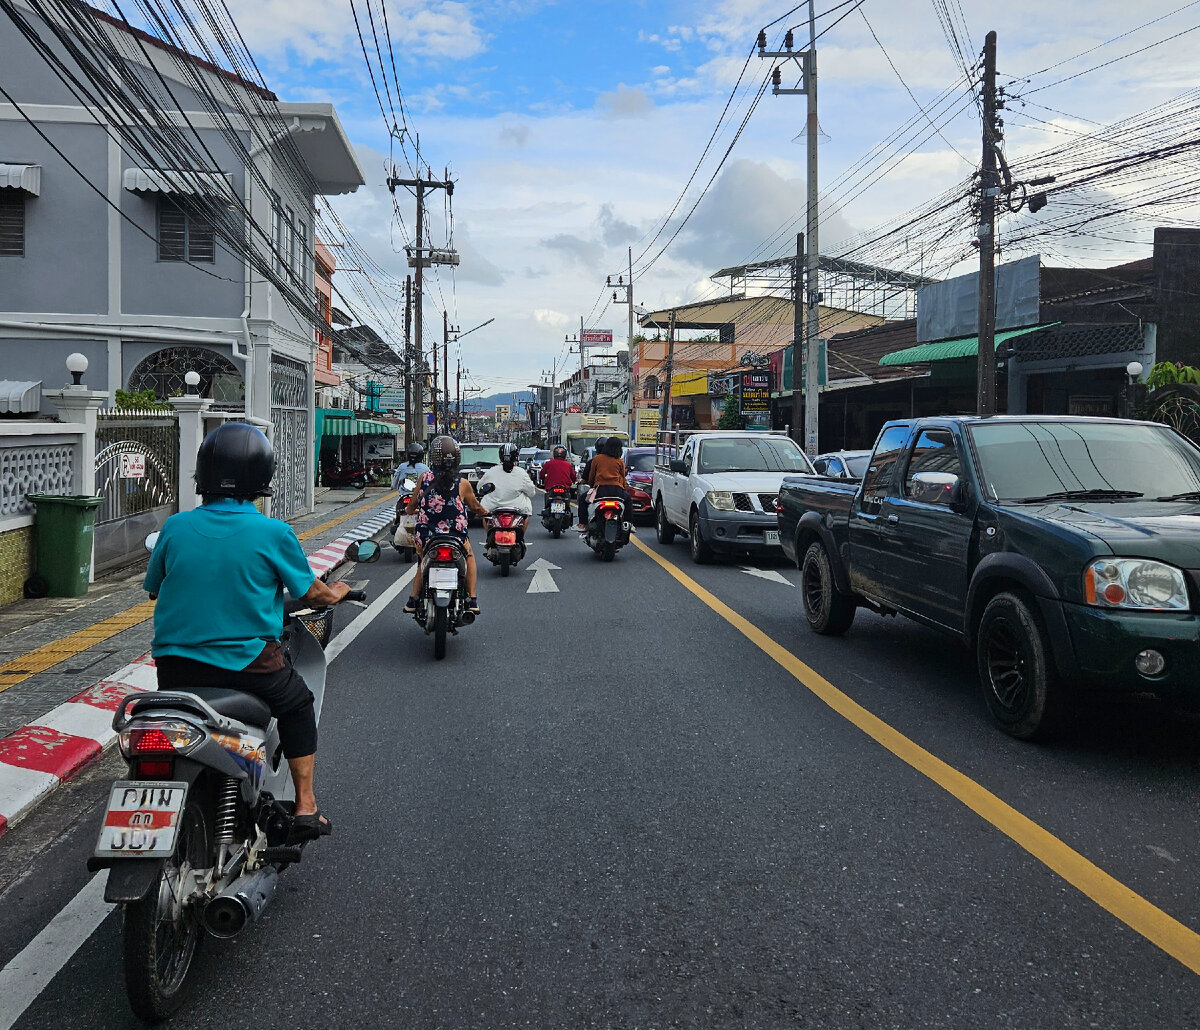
[{"left": 777, "top": 416, "right": 1200, "bottom": 739}]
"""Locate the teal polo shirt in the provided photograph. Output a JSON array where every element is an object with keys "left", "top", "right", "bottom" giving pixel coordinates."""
[{"left": 144, "top": 499, "right": 316, "bottom": 671}]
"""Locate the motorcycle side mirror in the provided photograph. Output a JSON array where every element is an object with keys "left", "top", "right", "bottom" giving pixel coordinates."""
[
  {"left": 144, "top": 531, "right": 160, "bottom": 552},
  {"left": 346, "top": 540, "right": 381, "bottom": 563},
  {"left": 477, "top": 482, "right": 496, "bottom": 497}
]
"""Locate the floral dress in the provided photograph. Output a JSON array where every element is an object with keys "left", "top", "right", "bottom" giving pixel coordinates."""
[{"left": 413, "top": 470, "right": 469, "bottom": 548}]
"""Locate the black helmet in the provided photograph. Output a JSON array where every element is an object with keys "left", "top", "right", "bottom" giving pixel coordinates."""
[
  {"left": 594, "top": 437, "right": 606, "bottom": 452},
  {"left": 552, "top": 445, "right": 567, "bottom": 460},
  {"left": 195, "top": 422, "right": 274, "bottom": 499},
  {"left": 499, "top": 442, "right": 519, "bottom": 470},
  {"left": 406, "top": 442, "right": 424, "bottom": 463},
  {"left": 428, "top": 435, "right": 460, "bottom": 472}
]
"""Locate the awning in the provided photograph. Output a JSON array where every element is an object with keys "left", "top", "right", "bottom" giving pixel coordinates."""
[
  {"left": 0, "top": 164, "right": 41, "bottom": 195},
  {"left": 879, "top": 323, "right": 1058, "bottom": 366},
  {"left": 123, "top": 167, "right": 234, "bottom": 198},
  {"left": 320, "top": 417, "right": 399, "bottom": 437},
  {"left": 0, "top": 380, "right": 41, "bottom": 413}
]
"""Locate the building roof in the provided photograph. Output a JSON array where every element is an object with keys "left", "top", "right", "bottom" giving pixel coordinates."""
[{"left": 825, "top": 319, "right": 926, "bottom": 382}]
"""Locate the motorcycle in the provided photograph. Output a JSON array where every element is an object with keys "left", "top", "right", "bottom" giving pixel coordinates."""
[
  {"left": 392, "top": 477, "right": 418, "bottom": 562},
  {"left": 541, "top": 484, "right": 573, "bottom": 538},
  {"left": 412, "top": 535, "right": 475, "bottom": 659},
  {"left": 87, "top": 539, "right": 379, "bottom": 1021},
  {"left": 477, "top": 482, "right": 528, "bottom": 577},
  {"left": 584, "top": 490, "right": 632, "bottom": 562},
  {"left": 321, "top": 461, "right": 367, "bottom": 490}
]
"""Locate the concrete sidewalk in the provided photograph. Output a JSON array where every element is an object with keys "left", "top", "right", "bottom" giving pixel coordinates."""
[{"left": 0, "top": 489, "right": 397, "bottom": 835}]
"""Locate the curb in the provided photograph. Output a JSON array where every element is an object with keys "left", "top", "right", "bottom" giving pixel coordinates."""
[{"left": 0, "top": 502, "right": 395, "bottom": 837}]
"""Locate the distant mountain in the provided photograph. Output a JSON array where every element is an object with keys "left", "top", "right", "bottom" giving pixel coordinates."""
[{"left": 467, "top": 390, "right": 534, "bottom": 413}]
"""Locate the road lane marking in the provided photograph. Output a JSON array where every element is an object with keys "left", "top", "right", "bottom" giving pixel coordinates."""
[
  {"left": 740, "top": 566, "right": 793, "bottom": 586},
  {"left": 526, "top": 558, "right": 561, "bottom": 594},
  {"left": 631, "top": 534, "right": 1200, "bottom": 977},
  {"left": 0, "top": 870, "right": 110, "bottom": 1030},
  {"left": 325, "top": 564, "right": 416, "bottom": 665},
  {"left": 297, "top": 491, "right": 398, "bottom": 542}
]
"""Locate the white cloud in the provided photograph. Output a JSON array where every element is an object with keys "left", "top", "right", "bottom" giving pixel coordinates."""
[
  {"left": 595, "top": 84, "right": 654, "bottom": 118},
  {"left": 533, "top": 309, "right": 571, "bottom": 330}
]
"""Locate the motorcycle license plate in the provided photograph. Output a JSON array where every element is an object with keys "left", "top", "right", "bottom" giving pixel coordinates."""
[
  {"left": 495, "top": 531, "right": 517, "bottom": 545},
  {"left": 94, "top": 781, "right": 188, "bottom": 858},
  {"left": 428, "top": 568, "right": 458, "bottom": 590},
  {"left": 764, "top": 530, "right": 781, "bottom": 546},
  {"left": 550, "top": 502, "right": 566, "bottom": 512}
]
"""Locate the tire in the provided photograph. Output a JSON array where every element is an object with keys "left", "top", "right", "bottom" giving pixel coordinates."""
[
  {"left": 656, "top": 499, "right": 676, "bottom": 545},
  {"left": 601, "top": 543, "right": 615, "bottom": 562},
  {"left": 800, "top": 541, "right": 856, "bottom": 635},
  {"left": 551, "top": 527, "right": 561, "bottom": 539},
  {"left": 500, "top": 551, "right": 511, "bottom": 577},
  {"left": 433, "top": 606, "right": 448, "bottom": 660},
  {"left": 976, "top": 591, "right": 1067, "bottom": 741},
  {"left": 353, "top": 476, "right": 367, "bottom": 490},
  {"left": 123, "top": 801, "right": 207, "bottom": 1022},
  {"left": 688, "top": 509, "right": 714, "bottom": 565}
]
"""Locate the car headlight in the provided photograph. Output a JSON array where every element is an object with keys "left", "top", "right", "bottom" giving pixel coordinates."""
[
  {"left": 706, "top": 491, "right": 735, "bottom": 511},
  {"left": 1083, "top": 558, "right": 1191, "bottom": 611}
]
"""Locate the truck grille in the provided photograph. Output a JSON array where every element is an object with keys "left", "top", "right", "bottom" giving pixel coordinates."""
[
  {"left": 758, "top": 493, "right": 779, "bottom": 513},
  {"left": 733, "top": 493, "right": 753, "bottom": 512}
]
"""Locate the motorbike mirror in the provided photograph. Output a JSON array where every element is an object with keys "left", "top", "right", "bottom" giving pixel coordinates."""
[
  {"left": 476, "top": 482, "right": 496, "bottom": 497},
  {"left": 346, "top": 540, "right": 381, "bottom": 563},
  {"left": 144, "top": 531, "right": 160, "bottom": 552}
]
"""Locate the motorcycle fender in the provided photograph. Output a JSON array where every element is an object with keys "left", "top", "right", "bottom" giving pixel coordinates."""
[
  {"left": 604, "top": 519, "right": 620, "bottom": 542},
  {"left": 434, "top": 590, "right": 452, "bottom": 608},
  {"left": 103, "top": 859, "right": 164, "bottom": 903}
]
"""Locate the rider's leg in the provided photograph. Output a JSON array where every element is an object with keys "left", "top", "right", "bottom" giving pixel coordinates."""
[
  {"left": 410, "top": 541, "right": 424, "bottom": 597},
  {"left": 464, "top": 540, "right": 478, "bottom": 597}
]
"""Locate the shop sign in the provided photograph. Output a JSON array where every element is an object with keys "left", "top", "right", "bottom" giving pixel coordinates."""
[
  {"left": 635, "top": 408, "right": 660, "bottom": 445},
  {"left": 739, "top": 371, "right": 773, "bottom": 413}
]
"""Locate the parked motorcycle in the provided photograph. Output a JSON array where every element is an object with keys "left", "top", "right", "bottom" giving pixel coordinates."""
[
  {"left": 88, "top": 539, "right": 379, "bottom": 1021},
  {"left": 367, "top": 461, "right": 393, "bottom": 486},
  {"left": 584, "top": 491, "right": 632, "bottom": 562},
  {"left": 541, "top": 485, "right": 573, "bottom": 538},
  {"left": 476, "top": 482, "right": 528, "bottom": 577},
  {"left": 321, "top": 461, "right": 367, "bottom": 490},
  {"left": 412, "top": 535, "right": 475, "bottom": 659}
]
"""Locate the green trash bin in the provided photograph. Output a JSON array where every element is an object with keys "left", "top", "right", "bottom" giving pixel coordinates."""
[{"left": 25, "top": 494, "right": 105, "bottom": 598}]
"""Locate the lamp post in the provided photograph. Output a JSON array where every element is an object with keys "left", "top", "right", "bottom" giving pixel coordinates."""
[
  {"left": 184, "top": 370, "right": 201, "bottom": 395},
  {"left": 66, "top": 352, "right": 88, "bottom": 387},
  {"left": 1124, "top": 361, "right": 1145, "bottom": 420}
]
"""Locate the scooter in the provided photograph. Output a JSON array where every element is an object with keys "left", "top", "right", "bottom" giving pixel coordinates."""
[
  {"left": 541, "top": 485, "right": 573, "bottom": 538},
  {"left": 584, "top": 491, "right": 632, "bottom": 562},
  {"left": 412, "top": 535, "right": 475, "bottom": 659},
  {"left": 392, "top": 477, "right": 418, "bottom": 562},
  {"left": 87, "top": 539, "right": 379, "bottom": 1022},
  {"left": 476, "top": 482, "right": 528, "bottom": 577},
  {"left": 321, "top": 461, "right": 368, "bottom": 490}
]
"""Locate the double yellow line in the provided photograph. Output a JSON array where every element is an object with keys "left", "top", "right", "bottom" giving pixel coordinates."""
[{"left": 631, "top": 534, "right": 1200, "bottom": 976}]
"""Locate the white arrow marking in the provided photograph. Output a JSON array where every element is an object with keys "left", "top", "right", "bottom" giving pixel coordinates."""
[
  {"left": 740, "top": 566, "right": 794, "bottom": 586},
  {"left": 526, "top": 557, "right": 562, "bottom": 594}
]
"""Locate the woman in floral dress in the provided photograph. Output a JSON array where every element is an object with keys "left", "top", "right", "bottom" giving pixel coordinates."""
[{"left": 403, "top": 436, "right": 489, "bottom": 615}]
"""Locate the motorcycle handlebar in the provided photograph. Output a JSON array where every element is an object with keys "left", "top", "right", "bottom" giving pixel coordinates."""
[{"left": 344, "top": 589, "right": 367, "bottom": 604}]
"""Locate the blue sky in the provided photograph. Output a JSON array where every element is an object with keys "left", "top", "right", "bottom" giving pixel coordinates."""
[{"left": 220, "top": 0, "right": 1200, "bottom": 394}]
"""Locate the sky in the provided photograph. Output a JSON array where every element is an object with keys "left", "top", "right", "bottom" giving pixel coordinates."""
[{"left": 223, "top": 0, "right": 1200, "bottom": 396}]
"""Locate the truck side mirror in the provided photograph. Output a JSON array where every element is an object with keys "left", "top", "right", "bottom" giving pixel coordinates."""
[
  {"left": 669, "top": 459, "right": 688, "bottom": 474},
  {"left": 911, "top": 471, "right": 969, "bottom": 510}
]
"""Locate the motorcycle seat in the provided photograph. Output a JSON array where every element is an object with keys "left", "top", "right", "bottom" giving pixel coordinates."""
[{"left": 134, "top": 687, "right": 272, "bottom": 728}]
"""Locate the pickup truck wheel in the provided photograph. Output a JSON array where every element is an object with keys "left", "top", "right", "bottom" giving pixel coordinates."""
[
  {"left": 976, "top": 592, "right": 1066, "bottom": 741},
  {"left": 689, "top": 509, "right": 714, "bottom": 564},
  {"left": 800, "top": 542, "right": 856, "bottom": 635},
  {"left": 656, "top": 499, "right": 676, "bottom": 545}
]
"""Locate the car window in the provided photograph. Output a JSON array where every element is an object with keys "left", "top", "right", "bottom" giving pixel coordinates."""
[
  {"left": 812, "top": 458, "right": 828, "bottom": 475},
  {"left": 696, "top": 437, "right": 812, "bottom": 474},
  {"left": 845, "top": 454, "right": 871, "bottom": 478},
  {"left": 627, "top": 452, "right": 657, "bottom": 473},
  {"left": 903, "top": 429, "right": 962, "bottom": 504},
  {"left": 458, "top": 445, "right": 500, "bottom": 466},
  {"left": 827, "top": 458, "right": 845, "bottom": 477},
  {"left": 535, "top": 450, "right": 552, "bottom": 461},
  {"left": 859, "top": 426, "right": 910, "bottom": 514},
  {"left": 680, "top": 439, "right": 695, "bottom": 468}
]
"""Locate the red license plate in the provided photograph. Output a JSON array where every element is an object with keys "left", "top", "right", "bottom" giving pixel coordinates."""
[{"left": 495, "top": 531, "right": 517, "bottom": 545}]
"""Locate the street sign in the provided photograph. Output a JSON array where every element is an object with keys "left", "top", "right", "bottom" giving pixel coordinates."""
[
  {"left": 119, "top": 452, "right": 146, "bottom": 479},
  {"left": 739, "top": 371, "right": 772, "bottom": 414},
  {"left": 635, "top": 408, "right": 660, "bottom": 445},
  {"left": 567, "top": 405, "right": 581, "bottom": 414},
  {"left": 377, "top": 388, "right": 405, "bottom": 412},
  {"left": 581, "top": 330, "right": 613, "bottom": 345}
]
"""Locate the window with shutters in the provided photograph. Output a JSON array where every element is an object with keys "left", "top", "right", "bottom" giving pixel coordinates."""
[
  {"left": 0, "top": 191, "right": 25, "bottom": 256},
  {"left": 157, "top": 196, "right": 215, "bottom": 262}
]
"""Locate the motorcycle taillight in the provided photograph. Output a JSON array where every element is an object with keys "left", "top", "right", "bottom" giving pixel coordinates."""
[
  {"left": 497, "top": 513, "right": 515, "bottom": 528},
  {"left": 131, "top": 727, "right": 178, "bottom": 755},
  {"left": 434, "top": 545, "right": 455, "bottom": 562}
]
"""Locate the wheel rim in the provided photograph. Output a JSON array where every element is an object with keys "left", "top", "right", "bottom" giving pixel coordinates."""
[
  {"left": 983, "top": 616, "right": 1032, "bottom": 714},
  {"left": 153, "top": 807, "right": 203, "bottom": 994},
  {"left": 689, "top": 515, "right": 700, "bottom": 558},
  {"left": 801, "top": 557, "right": 825, "bottom": 619}
]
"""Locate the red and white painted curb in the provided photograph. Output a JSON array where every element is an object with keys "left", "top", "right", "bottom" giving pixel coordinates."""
[{"left": 0, "top": 503, "right": 395, "bottom": 837}]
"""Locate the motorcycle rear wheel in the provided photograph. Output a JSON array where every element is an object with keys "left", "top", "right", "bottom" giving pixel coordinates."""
[
  {"left": 123, "top": 801, "right": 207, "bottom": 1022},
  {"left": 500, "top": 551, "right": 511, "bottom": 577},
  {"left": 434, "top": 606, "right": 448, "bottom": 660}
]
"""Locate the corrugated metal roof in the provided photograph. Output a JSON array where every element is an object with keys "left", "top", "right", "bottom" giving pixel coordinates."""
[
  {"left": 0, "top": 164, "right": 41, "bottom": 195},
  {"left": 122, "top": 167, "right": 233, "bottom": 197},
  {"left": 0, "top": 380, "right": 41, "bottom": 413},
  {"left": 879, "top": 323, "right": 1058, "bottom": 366}
]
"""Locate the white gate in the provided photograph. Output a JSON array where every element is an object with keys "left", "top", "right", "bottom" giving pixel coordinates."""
[{"left": 270, "top": 355, "right": 309, "bottom": 521}]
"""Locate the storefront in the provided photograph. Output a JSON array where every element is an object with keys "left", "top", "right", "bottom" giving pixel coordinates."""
[{"left": 315, "top": 409, "right": 400, "bottom": 480}]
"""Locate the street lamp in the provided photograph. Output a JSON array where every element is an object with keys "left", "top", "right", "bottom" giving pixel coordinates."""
[
  {"left": 1124, "top": 361, "right": 1146, "bottom": 419},
  {"left": 66, "top": 352, "right": 88, "bottom": 387},
  {"left": 184, "top": 370, "right": 201, "bottom": 395}
]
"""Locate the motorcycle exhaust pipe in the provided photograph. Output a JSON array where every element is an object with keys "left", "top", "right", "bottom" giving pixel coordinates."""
[
  {"left": 203, "top": 866, "right": 279, "bottom": 939},
  {"left": 460, "top": 610, "right": 476, "bottom": 625}
]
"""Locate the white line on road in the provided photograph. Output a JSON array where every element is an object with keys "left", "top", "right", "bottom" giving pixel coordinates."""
[
  {"left": 740, "top": 566, "right": 794, "bottom": 586},
  {"left": 0, "top": 562, "right": 415, "bottom": 1027},
  {"left": 526, "top": 557, "right": 561, "bottom": 594},
  {"left": 0, "top": 870, "right": 109, "bottom": 1030}
]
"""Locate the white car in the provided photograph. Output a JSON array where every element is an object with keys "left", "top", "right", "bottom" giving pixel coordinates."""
[{"left": 811, "top": 450, "right": 871, "bottom": 479}]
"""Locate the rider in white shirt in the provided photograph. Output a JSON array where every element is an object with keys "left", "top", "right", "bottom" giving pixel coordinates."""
[
  {"left": 392, "top": 442, "right": 431, "bottom": 492},
  {"left": 477, "top": 443, "right": 536, "bottom": 516}
]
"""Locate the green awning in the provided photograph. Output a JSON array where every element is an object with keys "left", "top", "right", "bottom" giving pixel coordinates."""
[
  {"left": 320, "top": 417, "right": 398, "bottom": 436},
  {"left": 879, "top": 323, "right": 1059, "bottom": 366}
]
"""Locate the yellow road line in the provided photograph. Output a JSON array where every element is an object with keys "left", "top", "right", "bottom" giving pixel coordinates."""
[
  {"left": 0, "top": 495, "right": 395, "bottom": 696},
  {"left": 631, "top": 534, "right": 1200, "bottom": 976},
  {"left": 297, "top": 491, "right": 397, "bottom": 542},
  {"left": 0, "top": 601, "right": 156, "bottom": 695}
]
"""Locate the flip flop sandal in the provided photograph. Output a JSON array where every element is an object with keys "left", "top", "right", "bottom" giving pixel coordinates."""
[{"left": 289, "top": 811, "right": 333, "bottom": 843}]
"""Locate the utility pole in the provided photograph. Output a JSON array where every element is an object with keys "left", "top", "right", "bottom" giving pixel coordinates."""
[
  {"left": 442, "top": 309, "right": 450, "bottom": 438},
  {"left": 386, "top": 169, "right": 457, "bottom": 441},
  {"left": 455, "top": 359, "right": 462, "bottom": 435},
  {"left": 606, "top": 246, "right": 635, "bottom": 436},
  {"left": 403, "top": 275, "right": 412, "bottom": 449},
  {"left": 760, "top": 6, "right": 820, "bottom": 455},
  {"left": 659, "top": 311, "right": 677, "bottom": 430},
  {"left": 976, "top": 30, "right": 999, "bottom": 417},
  {"left": 431, "top": 325, "right": 439, "bottom": 437},
  {"left": 792, "top": 232, "right": 804, "bottom": 435}
]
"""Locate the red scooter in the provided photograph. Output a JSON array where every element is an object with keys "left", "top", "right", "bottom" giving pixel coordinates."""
[{"left": 321, "top": 461, "right": 367, "bottom": 489}]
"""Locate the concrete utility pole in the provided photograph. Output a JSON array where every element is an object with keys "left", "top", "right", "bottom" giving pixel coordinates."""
[
  {"left": 792, "top": 232, "right": 804, "bottom": 435},
  {"left": 442, "top": 310, "right": 450, "bottom": 437},
  {"left": 606, "top": 247, "right": 635, "bottom": 435},
  {"left": 976, "top": 30, "right": 999, "bottom": 417},
  {"left": 403, "top": 275, "right": 412, "bottom": 449},
  {"left": 760, "top": 5, "right": 820, "bottom": 455},
  {"left": 659, "top": 311, "right": 677, "bottom": 430},
  {"left": 386, "top": 170, "right": 456, "bottom": 441}
]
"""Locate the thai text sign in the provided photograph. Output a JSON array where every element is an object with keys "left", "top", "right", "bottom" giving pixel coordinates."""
[
  {"left": 635, "top": 408, "right": 660, "bottom": 444},
  {"left": 740, "top": 371, "right": 772, "bottom": 414},
  {"left": 580, "top": 330, "right": 613, "bottom": 345},
  {"left": 119, "top": 453, "right": 146, "bottom": 479}
]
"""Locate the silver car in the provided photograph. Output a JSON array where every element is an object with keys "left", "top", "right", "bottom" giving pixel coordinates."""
[{"left": 811, "top": 450, "right": 871, "bottom": 479}]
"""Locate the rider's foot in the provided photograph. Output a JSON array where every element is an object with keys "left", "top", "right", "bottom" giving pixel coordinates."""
[{"left": 403, "top": 596, "right": 418, "bottom": 614}]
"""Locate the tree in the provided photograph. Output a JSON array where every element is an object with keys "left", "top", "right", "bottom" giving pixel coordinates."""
[{"left": 717, "top": 393, "right": 744, "bottom": 430}]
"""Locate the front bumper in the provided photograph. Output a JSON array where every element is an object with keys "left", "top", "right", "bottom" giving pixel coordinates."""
[
  {"left": 1060, "top": 601, "right": 1200, "bottom": 706},
  {"left": 697, "top": 505, "right": 781, "bottom": 551}
]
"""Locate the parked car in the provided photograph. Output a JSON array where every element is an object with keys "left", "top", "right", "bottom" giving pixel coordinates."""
[
  {"left": 652, "top": 432, "right": 814, "bottom": 563},
  {"left": 777, "top": 415, "right": 1200, "bottom": 741},
  {"left": 812, "top": 450, "right": 871, "bottom": 479}
]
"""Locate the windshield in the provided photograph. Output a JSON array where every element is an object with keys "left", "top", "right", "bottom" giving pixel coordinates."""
[
  {"left": 846, "top": 454, "right": 871, "bottom": 478},
  {"left": 518, "top": 448, "right": 537, "bottom": 459},
  {"left": 458, "top": 445, "right": 500, "bottom": 467},
  {"left": 697, "top": 437, "right": 813, "bottom": 474},
  {"left": 566, "top": 434, "right": 626, "bottom": 458},
  {"left": 627, "top": 452, "right": 657, "bottom": 473},
  {"left": 969, "top": 421, "right": 1200, "bottom": 502},
  {"left": 535, "top": 450, "right": 552, "bottom": 461}
]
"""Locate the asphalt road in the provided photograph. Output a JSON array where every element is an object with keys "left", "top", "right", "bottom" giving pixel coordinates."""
[{"left": 2, "top": 517, "right": 1199, "bottom": 1028}]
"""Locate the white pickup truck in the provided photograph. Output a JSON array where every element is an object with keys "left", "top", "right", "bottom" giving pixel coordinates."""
[{"left": 651, "top": 431, "right": 815, "bottom": 564}]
